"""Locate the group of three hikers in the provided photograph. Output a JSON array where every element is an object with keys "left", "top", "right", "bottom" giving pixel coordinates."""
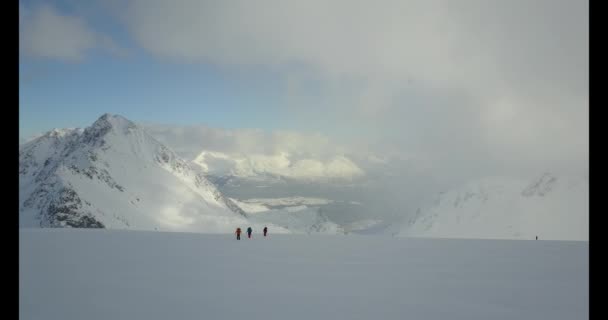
[{"left": 235, "top": 226, "right": 268, "bottom": 240}]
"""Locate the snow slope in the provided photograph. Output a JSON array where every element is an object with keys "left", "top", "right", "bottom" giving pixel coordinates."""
[
  {"left": 400, "top": 173, "right": 588, "bottom": 240},
  {"left": 20, "top": 229, "right": 588, "bottom": 320}
]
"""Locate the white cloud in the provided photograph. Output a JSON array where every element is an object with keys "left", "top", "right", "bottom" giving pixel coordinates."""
[
  {"left": 144, "top": 124, "right": 350, "bottom": 160},
  {"left": 124, "top": 0, "right": 587, "bottom": 183},
  {"left": 19, "top": 3, "right": 124, "bottom": 61}
]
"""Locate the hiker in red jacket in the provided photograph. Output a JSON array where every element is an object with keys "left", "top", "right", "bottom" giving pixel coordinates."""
[
  {"left": 235, "top": 227, "right": 242, "bottom": 240},
  {"left": 263, "top": 226, "right": 268, "bottom": 237}
]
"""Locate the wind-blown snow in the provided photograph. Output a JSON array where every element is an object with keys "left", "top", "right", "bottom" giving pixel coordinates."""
[{"left": 20, "top": 229, "right": 588, "bottom": 320}]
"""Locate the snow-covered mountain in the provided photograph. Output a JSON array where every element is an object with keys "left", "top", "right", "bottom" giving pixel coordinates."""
[
  {"left": 19, "top": 114, "right": 251, "bottom": 232},
  {"left": 192, "top": 150, "right": 364, "bottom": 182},
  {"left": 19, "top": 114, "right": 344, "bottom": 234},
  {"left": 399, "top": 173, "right": 588, "bottom": 240}
]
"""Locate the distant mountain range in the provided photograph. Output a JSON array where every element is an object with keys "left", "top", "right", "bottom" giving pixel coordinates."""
[{"left": 20, "top": 114, "right": 588, "bottom": 240}]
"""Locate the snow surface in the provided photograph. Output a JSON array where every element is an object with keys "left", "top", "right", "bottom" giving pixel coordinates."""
[{"left": 20, "top": 229, "right": 588, "bottom": 320}]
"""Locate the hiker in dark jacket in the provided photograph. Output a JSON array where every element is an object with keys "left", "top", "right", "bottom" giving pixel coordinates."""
[
  {"left": 235, "top": 227, "right": 242, "bottom": 240},
  {"left": 247, "top": 227, "right": 253, "bottom": 239},
  {"left": 263, "top": 226, "right": 268, "bottom": 237}
]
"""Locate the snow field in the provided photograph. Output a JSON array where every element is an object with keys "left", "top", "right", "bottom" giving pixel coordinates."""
[{"left": 20, "top": 229, "right": 588, "bottom": 320}]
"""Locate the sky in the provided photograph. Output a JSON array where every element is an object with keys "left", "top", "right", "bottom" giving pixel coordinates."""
[{"left": 19, "top": 0, "right": 588, "bottom": 188}]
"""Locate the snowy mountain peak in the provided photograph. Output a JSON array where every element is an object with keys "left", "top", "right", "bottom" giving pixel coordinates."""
[
  {"left": 96, "top": 113, "right": 133, "bottom": 127},
  {"left": 83, "top": 114, "right": 137, "bottom": 142},
  {"left": 20, "top": 114, "right": 248, "bottom": 231}
]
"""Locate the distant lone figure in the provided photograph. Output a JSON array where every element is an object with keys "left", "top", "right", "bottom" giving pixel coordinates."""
[
  {"left": 536, "top": 236, "right": 538, "bottom": 240},
  {"left": 247, "top": 227, "right": 253, "bottom": 239},
  {"left": 236, "top": 227, "right": 242, "bottom": 240},
  {"left": 263, "top": 226, "right": 268, "bottom": 237}
]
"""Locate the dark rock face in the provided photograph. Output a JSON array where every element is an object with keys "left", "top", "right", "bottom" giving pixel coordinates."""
[
  {"left": 69, "top": 165, "right": 124, "bottom": 192},
  {"left": 193, "top": 174, "right": 247, "bottom": 217},
  {"left": 44, "top": 187, "right": 104, "bottom": 228},
  {"left": 224, "top": 197, "right": 247, "bottom": 217},
  {"left": 522, "top": 173, "right": 558, "bottom": 197}
]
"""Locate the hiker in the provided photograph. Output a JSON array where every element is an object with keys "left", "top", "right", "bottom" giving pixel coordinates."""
[
  {"left": 247, "top": 227, "right": 253, "bottom": 239},
  {"left": 236, "top": 227, "right": 242, "bottom": 240},
  {"left": 263, "top": 226, "right": 268, "bottom": 237}
]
